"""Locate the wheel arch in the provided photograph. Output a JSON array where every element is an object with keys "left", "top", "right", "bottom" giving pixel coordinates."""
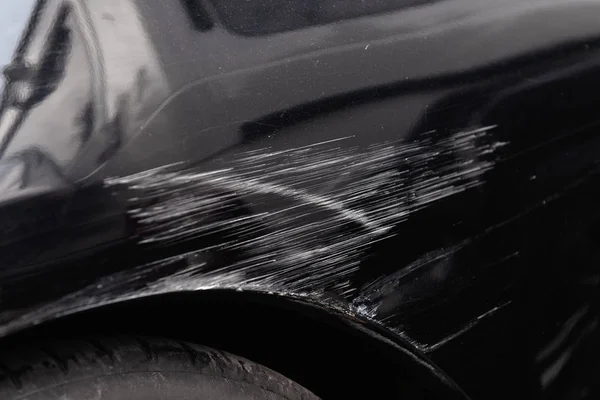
[{"left": 0, "top": 289, "right": 469, "bottom": 399}]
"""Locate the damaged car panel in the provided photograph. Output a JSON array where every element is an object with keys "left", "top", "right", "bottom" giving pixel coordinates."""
[{"left": 2, "top": 0, "right": 600, "bottom": 398}]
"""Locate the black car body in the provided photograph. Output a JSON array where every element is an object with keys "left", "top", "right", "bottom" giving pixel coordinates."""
[{"left": 1, "top": 0, "right": 600, "bottom": 398}]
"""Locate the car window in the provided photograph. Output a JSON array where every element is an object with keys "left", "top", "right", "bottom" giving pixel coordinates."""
[{"left": 207, "top": 0, "right": 439, "bottom": 36}]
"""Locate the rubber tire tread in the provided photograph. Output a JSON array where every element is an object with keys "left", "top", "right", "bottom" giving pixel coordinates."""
[{"left": 0, "top": 336, "right": 319, "bottom": 400}]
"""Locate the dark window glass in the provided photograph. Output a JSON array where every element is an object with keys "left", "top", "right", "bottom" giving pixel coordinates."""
[{"left": 208, "top": 0, "right": 438, "bottom": 36}]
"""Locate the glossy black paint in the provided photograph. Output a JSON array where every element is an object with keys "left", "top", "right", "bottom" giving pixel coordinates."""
[{"left": 2, "top": 0, "right": 600, "bottom": 398}]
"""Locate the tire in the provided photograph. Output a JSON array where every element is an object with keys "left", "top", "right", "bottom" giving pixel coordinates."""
[{"left": 0, "top": 336, "right": 319, "bottom": 400}]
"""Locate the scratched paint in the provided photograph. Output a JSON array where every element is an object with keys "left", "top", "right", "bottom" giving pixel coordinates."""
[
  {"left": 2, "top": 126, "right": 507, "bottom": 350},
  {"left": 110, "top": 126, "right": 502, "bottom": 291}
]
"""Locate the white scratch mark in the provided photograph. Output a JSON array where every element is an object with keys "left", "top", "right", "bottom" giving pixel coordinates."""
[
  {"left": 423, "top": 301, "right": 513, "bottom": 352},
  {"left": 1, "top": 126, "right": 507, "bottom": 347},
  {"left": 104, "top": 126, "right": 502, "bottom": 295}
]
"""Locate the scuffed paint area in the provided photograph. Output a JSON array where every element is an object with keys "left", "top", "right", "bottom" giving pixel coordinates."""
[
  {"left": 108, "top": 126, "right": 501, "bottom": 291},
  {"left": 0, "top": 126, "right": 507, "bottom": 350},
  {"left": 110, "top": 126, "right": 503, "bottom": 336}
]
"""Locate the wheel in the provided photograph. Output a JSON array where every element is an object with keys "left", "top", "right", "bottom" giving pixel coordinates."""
[{"left": 0, "top": 336, "right": 319, "bottom": 399}]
